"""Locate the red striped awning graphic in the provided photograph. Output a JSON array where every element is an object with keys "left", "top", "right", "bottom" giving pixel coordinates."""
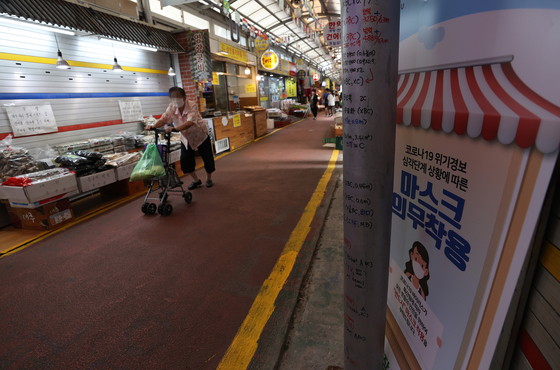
[{"left": 397, "top": 63, "right": 560, "bottom": 154}]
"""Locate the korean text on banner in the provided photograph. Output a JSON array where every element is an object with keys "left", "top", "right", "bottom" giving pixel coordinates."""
[
  {"left": 286, "top": 79, "right": 297, "bottom": 97},
  {"left": 219, "top": 42, "right": 247, "bottom": 63},
  {"left": 6, "top": 104, "right": 58, "bottom": 137},
  {"left": 118, "top": 101, "right": 143, "bottom": 123},
  {"left": 187, "top": 30, "right": 212, "bottom": 82},
  {"left": 388, "top": 124, "right": 515, "bottom": 370},
  {"left": 233, "top": 114, "right": 241, "bottom": 127},
  {"left": 212, "top": 72, "right": 220, "bottom": 85},
  {"left": 324, "top": 20, "right": 341, "bottom": 47}
]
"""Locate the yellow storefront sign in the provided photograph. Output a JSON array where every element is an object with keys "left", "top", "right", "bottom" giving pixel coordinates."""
[
  {"left": 212, "top": 72, "right": 220, "bottom": 85},
  {"left": 245, "top": 83, "right": 256, "bottom": 93},
  {"left": 219, "top": 42, "right": 247, "bottom": 63},
  {"left": 233, "top": 114, "right": 241, "bottom": 127},
  {"left": 255, "top": 37, "right": 269, "bottom": 51},
  {"left": 286, "top": 79, "right": 297, "bottom": 98},
  {"left": 261, "top": 50, "right": 279, "bottom": 70}
]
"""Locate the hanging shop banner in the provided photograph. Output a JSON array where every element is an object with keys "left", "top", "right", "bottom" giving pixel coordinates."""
[
  {"left": 255, "top": 36, "right": 269, "bottom": 51},
  {"left": 286, "top": 79, "right": 297, "bottom": 97},
  {"left": 289, "top": 62, "right": 297, "bottom": 77},
  {"left": 297, "top": 70, "right": 306, "bottom": 80},
  {"left": 219, "top": 42, "right": 247, "bottom": 63},
  {"left": 6, "top": 104, "right": 58, "bottom": 137},
  {"left": 245, "top": 83, "right": 256, "bottom": 93},
  {"left": 323, "top": 20, "right": 342, "bottom": 47},
  {"left": 118, "top": 101, "right": 143, "bottom": 124},
  {"left": 312, "top": 72, "right": 320, "bottom": 81},
  {"left": 212, "top": 72, "right": 220, "bottom": 85},
  {"left": 261, "top": 50, "right": 279, "bottom": 70},
  {"left": 233, "top": 114, "right": 241, "bottom": 127},
  {"left": 296, "top": 58, "right": 303, "bottom": 67},
  {"left": 370, "top": 1, "right": 560, "bottom": 370},
  {"left": 199, "top": 98, "right": 207, "bottom": 113},
  {"left": 186, "top": 30, "right": 212, "bottom": 83}
]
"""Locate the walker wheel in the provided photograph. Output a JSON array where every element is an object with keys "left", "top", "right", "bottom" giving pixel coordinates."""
[
  {"left": 147, "top": 203, "right": 157, "bottom": 215},
  {"left": 163, "top": 204, "right": 173, "bottom": 216},
  {"left": 184, "top": 192, "right": 192, "bottom": 204},
  {"left": 141, "top": 203, "right": 148, "bottom": 214},
  {"left": 158, "top": 204, "right": 165, "bottom": 215}
]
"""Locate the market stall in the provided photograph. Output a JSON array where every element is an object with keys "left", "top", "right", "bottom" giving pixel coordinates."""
[{"left": 212, "top": 113, "right": 255, "bottom": 149}]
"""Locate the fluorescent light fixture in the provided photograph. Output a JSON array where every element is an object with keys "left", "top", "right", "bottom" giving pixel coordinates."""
[
  {"left": 168, "top": 67, "right": 176, "bottom": 76},
  {"left": 56, "top": 51, "right": 70, "bottom": 69},
  {"left": 216, "top": 72, "right": 224, "bottom": 75},
  {"left": 99, "top": 37, "right": 157, "bottom": 52},
  {"left": 307, "top": 16, "right": 314, "bottom": 21},
  {"left": 221, "top": 51, "right": 229, "bottom": 55},
  {"left": 0, "top": 16, "right": 75, "bottom": 36},
  {"left": 244, "top": 66, "right": 250, "bottom": 75},
  {"left": 112, "top": 57, "right": 123, "bottom": 72}
]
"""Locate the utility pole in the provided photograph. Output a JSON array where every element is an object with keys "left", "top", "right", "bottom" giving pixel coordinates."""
[
  {"left": 341, "top": 0, "right": 399, "bottom": 368},
  {"left": 142, "top": 0, "right": 154, "bottom": 25}
]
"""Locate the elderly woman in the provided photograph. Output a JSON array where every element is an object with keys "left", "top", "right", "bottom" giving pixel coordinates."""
[{"left": 145, "top": 87, "right": 215, "bottom": 189}]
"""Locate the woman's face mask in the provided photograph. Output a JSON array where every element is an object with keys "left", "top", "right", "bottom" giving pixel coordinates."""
[
  {"left": 412, "top": 260, "right": 426, "bottom": 279},
  {"left": 172, "top": 98, "right": 185, "bottom": 108}
]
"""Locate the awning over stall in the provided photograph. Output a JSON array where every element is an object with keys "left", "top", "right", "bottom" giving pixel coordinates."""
[
  {"left": 397, "top": 62, "right": 560, "bottom": 154},
  {"left": 0, "top": 0, "right": 185, "bottom": 52}
]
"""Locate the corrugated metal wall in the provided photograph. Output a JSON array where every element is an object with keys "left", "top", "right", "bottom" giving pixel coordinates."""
[
  {"left": 509, "top": 189, "right": 560, "bottom": 370},
  {"left": 0, "top": 21, "right": 175, "bottom": 150}
]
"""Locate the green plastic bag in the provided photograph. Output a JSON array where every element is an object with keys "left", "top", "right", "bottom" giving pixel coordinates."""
[{"left": 129, "top": 144, "right": 166, "bottom": 181}]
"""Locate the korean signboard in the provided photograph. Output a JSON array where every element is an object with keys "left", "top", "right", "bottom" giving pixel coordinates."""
[
  {"left": 261, "top": 50, "right": 279, "bottom": 70},
  {"left": 255, "top": 36, "right": 269, "bottom": 51},
  {"left": 324, "top": 20, "right": 341, "bottom": 47},
  {"left": 186, "top": 30, "right": 212, "bottom": 83},
  {"left": 376, "top": 1, "right": 560, "bottom": 369},
  {"left": 219, "top": 42, "right": 247, "bottom": 63}
]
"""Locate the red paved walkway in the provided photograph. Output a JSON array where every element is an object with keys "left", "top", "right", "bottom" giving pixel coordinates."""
[{"left": 0, "top": 115, "right": 339, "bottom": 370}]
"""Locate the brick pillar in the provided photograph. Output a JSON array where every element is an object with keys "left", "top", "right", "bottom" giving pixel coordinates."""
[{"left": 174, "top": 31, "right": 198, "bottom": 102}]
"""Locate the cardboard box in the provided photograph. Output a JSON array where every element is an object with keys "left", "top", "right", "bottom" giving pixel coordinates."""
[
  {"left": 100, "top": 179, "right": 146, "bottom": 197},
  {"left": 2, "top": 173, "right": 79, "bottom": 208},
  {"left": 121, "top": 0, "right": 138, "bottom": 18},
  {"left": 169, "top": 149, "right": 181, "bottom": 164},
  {"left": 78, "top": 170, "right": 117, "bottom": 193},
  {"left": 7, "top": 198, "right": 74, "bottom": 231},
  {"left": 115, "top": 162, "right": 139, "bottom": 181}
]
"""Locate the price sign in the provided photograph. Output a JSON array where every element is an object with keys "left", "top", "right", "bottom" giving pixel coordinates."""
[{"left": 6, "top": 104, "right": 58, "bottom": 137}]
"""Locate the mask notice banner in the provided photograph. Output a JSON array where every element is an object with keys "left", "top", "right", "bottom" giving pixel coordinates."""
[
  {"left": 186, "top": 30, "right": 212, "bottom": 83},
  {"left": 118, "top": 101, "right": 143, "bottom": 123},
  {"left": 6, "top": 104, "right": 58, "bottom": 137}
]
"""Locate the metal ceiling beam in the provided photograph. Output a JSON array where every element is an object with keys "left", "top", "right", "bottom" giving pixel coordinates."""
[{"left": 317, "top": 12, "right": 340, "bottom": 17}]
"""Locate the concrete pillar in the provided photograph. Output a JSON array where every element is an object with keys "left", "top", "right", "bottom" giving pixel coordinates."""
[{"left": 341, "top": 0, "right": 400, "bottom": 368}]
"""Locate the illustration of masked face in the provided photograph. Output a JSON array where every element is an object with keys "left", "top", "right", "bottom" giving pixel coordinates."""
[{"left": 412, "top": 260, "right": 426, "bottom": 279}]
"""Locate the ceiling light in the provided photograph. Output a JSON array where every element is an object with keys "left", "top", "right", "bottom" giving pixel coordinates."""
[
  {"left": 216, "top": 72, "right": 224, "bottom": 75},
  {"left": 307, "top": 16, "right": 314, "bottom": 21},
  {"left": 112, "top": 57, "right": 123, "bottom": 72},
  {"left": 221, "top": 51, "right": 229, "bottom": 55},
  {"left": 168, "top": 67, "right": 176, "bottom": 76},
  {"left": 244, "top": 66, "right": 250, "bottom": 75},
  {"left": 256, "top": 75, "right": 262, "bottom": 81},
  {"left": 56, "top": 51, "right": 70, "bottom": 69},
  {"left": 0, "top": 16, "right": 75, "bottom": 36},
  {"left": 99, "top": 37, "right": 157, "bottom": 52}
]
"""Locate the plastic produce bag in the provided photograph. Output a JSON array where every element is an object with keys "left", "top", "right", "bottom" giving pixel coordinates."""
[{"left": 129, "top": 144, "right": 166, "bottom": 181}]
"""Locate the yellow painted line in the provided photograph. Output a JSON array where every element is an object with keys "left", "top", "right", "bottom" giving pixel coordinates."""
[
  {"left": 0, "top": 52, "right": 168, "bottom": 74},
  {"left": 0, "top": 117, "right": 310, "bottom": 259},
  {"left": 217, "top": 149, "right": 340, "bottom": 370},
  {"left": 541, "top": 241, "right": 560, "bottom": 282}
]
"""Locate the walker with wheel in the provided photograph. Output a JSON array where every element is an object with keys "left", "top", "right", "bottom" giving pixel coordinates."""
[{"left": 141, "top": 128, "right": 192, "bottom": 216}]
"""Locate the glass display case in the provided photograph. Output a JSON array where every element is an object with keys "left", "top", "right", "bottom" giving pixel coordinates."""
[{"left": 259, "top": 77, "right": 270, "bottom": 109}]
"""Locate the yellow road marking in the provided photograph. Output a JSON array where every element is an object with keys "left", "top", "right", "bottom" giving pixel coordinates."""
[
  {"left": 0, "top": 118, "right": 308, "bottom": 259},
  {"left": 0, "top": 52, "right": 168, "bottom": 74},
  {"left": 217, "top": 149, "right": 339, "bottom": 370}
]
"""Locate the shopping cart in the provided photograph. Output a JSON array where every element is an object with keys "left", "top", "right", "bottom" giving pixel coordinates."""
[{"left": 141, "top": 128, "right": 192, "bottom": 216}]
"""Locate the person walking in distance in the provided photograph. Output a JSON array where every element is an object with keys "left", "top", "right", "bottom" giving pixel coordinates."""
[
  {"left": 327, "top": 90, "right": 335, "bottom": 117},
  {"left": 334, "top": 91, "right": 340, "bottom": 109},
  {"left": 310, "top": 90, "right": 319, "bottom": 120},
  {"left": 145, "top": 86, "right": 215, "bottom": 189},
  {"left": 322, "top": 89, "right": 330, "bottom": 116}
]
